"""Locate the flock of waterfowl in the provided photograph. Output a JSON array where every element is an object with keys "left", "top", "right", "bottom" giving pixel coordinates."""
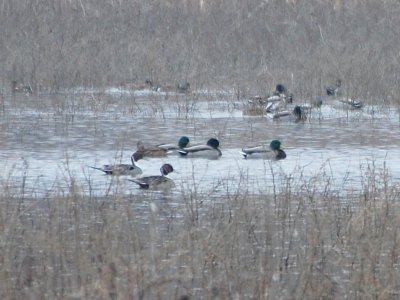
[
  {"left": 90, "top": 136, "right": 285, "bottom": 190},
  {"left": 89, "top": 79, "right": 363, "bottom": 190},
  {"left": 244, "top": 80, "right": 363, "bottom": 121}
]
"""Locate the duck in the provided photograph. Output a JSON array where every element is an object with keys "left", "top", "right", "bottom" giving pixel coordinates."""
[
  {"left": 11, "top": 80, "right": 33, "bottom": 94},
  {"left": 325, "top": 79, "right": 342, "bottom": 97},
  {"left": 128, "top": 163, "right": 175, "bottom": 189},
  {"left": 336, "top": 98, "right": 363, "bottom": 109},
  {"left": 176, "top": 82, "right": 191, "bottom": 93},
  {"left": 265, "top": 93, "right": 294, "bottom": 113},
  {"left": 267, "top": 105, "right": 306, "bottom": 122},
  {"left": 178, "top": 138, "right": 222, "bottom": 159},
  {"left": 90, "top": 152, "right": 143, "bottom": 176},
  {"left": 135, "top": 136, "right": 191, "bottom": 158},
  {"left": 241, "top": 139, "right": 286, "bottom": 160}
]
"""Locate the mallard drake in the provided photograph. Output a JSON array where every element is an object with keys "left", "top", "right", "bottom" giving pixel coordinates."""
[
  {"left": 90, "top": 152, "right": 143, "bottom": 176},
  {"left": 265, "top": 94, "right": 294, "bottom": 112},
  {"left": 135, "top": 136, "right": 191, "bottom": 158},
  {"left": 128, "top": 163, "right": 175, "bottom": 189},
  {"left": 268, "top": 105, "right": 306, "bottom": 122},
  {"left": 241, "top": 139, "right": 286, "bottom": 160},
  {"left": 178, "top": 138, "right": 222, "bottom": 159}
]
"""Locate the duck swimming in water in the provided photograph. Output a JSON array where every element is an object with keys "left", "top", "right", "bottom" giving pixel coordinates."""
[
  {"left": 267, "top": 105, "right": 306, "bottom": 122},
  {"left": 128, "top": 163, "right": 175, "bottom": 189},
  {"left": 178, "top": 138, "right": 222, "bottom": 159},
  {"left": 90, "top": 152, "right": 143, "bottom": 176},
  {"left": 241, "top": 139, "right": 286, "bottom": 160},
  {"left": 135, "top": 136, "right": 191, "bottom": 158}
]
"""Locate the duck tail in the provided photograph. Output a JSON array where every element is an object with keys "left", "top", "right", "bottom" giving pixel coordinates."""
[
  {"left": 240, "top": 148, "right": 248, "bottom": 159},
  {"left": 88, "top": 166, "right": 112, "bottom": 174},
  {"left": 89, "top": 166, "right": 103, "bottom": 171}
]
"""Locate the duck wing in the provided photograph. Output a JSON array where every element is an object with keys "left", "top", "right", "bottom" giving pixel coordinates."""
[
  {"left": 157, "top": 143, "right": 179, "bottom": 151},
  {"left": 241, "top": 146, "right": 271, "bottom": 158},
  {"left": 129, "top": 176, "right": 174, "bottom": 189},
  {"left": 178, "top": 145, "right": 214, "bottom": 155},
  {"left": 90, "top": 164, "right": 142, "bottom": 176}
]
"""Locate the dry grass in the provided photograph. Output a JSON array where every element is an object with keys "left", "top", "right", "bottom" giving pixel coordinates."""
[
  {"left": 0, "top": 163, "right": 399, "bottom": 299},
  {"left": 1, "top": 1, "right": 400, "bottom": 106}
]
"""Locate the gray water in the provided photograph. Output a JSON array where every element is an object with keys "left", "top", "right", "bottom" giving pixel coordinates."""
[{"left": 1, "top": 89, "right": 400, "bottom": 199}]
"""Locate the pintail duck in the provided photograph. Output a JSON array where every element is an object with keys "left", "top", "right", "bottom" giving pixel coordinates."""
[
  {"left": 135, "top": 136, "right": 191, "bottom": 158},
  {"left": 179, "top": 138, "right": 222, "bottom": 159},
  {"left": 90, "top": 152, "right": 143, "bottom": 176},
  {"left": 241, "top": 139, "right": 286, "bottom": 160},
  {"left": 128, "top": 163, "right": 175, "bottom": 189}
]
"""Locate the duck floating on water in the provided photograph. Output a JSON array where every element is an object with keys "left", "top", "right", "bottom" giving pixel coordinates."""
[
  {"left": 267, "top": 105, "right": 306, "bottom": 122},
  {"left": 241, "top": 139, "right": 286, "bottom": 160},
  {"left": 245, "top": 84, "right": 293, "bottom": 116},
  {"left": 336, "top": 98, "right": 363, "bottom": 109},
  {"left": 135, "top": 136, "right": 191, "bottom": 158},
  {"left": 179, "top": 138, "right": 222, "bottom": 159},
  {"left": 265, "top": 93, "right": 294, "bottom": 113},
  {"left": 325, "top": 79, "right": 363, "bottom": 109},
  {"left": 128, "top": 163, "right": 175, "bottom": 190},
  {"left": 90, "top": 152, "right": 143, "bottom": 176}
]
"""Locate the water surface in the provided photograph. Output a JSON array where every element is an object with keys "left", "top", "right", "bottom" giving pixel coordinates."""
[{"left": 1, "top": 91, "right": 399, "bottom": 198}]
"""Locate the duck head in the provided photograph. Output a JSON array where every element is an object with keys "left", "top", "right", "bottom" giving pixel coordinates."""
[
  {"left": 270, "top": 140, "right": 283, "bottom": 151},
  {"left": 275, "top": 83, "right": 286, "bottom": 94},
  {"left": 161, "top": 164, "right": 174, "bottom": 176},
  {"left": 207, "top": 138, "right": 220, "bottom": 149},
  {"left": 132, "top": 151, "right": 144, "bottom": 162},
  {"left": 178, "top": 136, "right": 190, "bottom": 148}
]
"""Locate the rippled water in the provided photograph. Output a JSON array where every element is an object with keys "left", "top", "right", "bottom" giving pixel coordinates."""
[{"left": 1, "top": 90, "right": 400, "bottom": 198}]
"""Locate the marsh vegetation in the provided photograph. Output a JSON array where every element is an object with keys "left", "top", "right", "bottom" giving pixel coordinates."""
[{"left": 1, "top": 1, "right": 400, "bottom": 299}]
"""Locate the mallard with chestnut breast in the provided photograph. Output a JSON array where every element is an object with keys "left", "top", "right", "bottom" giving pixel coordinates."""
[
  {"left": 90, "top": 152, "right": 143, "bottom": 176},
  {"left": 135, "top": 136, "right": 191, "bottom": 158},
  {"left": 178, "top": 138, "right": 222, "bottom": 159},
  {"left": 128, "top": 163, "right": 175, "bottom": 190},
  {"left": 241, "top": 139, "right": 286, "bottom": 160}
]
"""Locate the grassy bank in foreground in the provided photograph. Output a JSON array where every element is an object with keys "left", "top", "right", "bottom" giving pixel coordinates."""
[{"left": 0, "top": 165, "right": 399, "bottom": 299}]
